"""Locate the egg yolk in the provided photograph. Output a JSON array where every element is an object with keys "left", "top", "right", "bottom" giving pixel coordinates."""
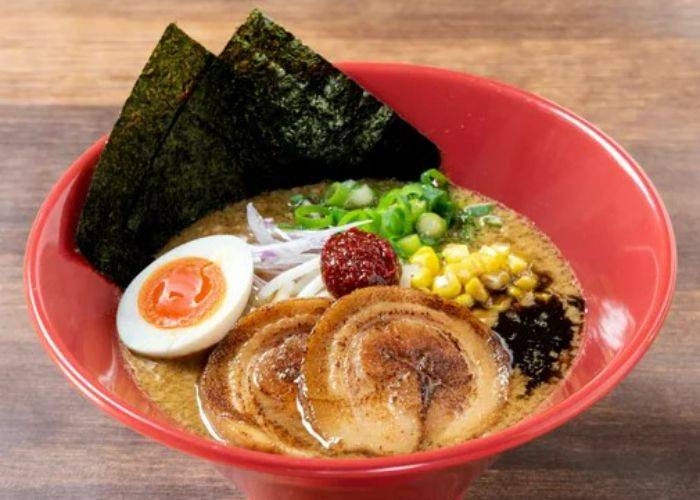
[{"left": 138, "top": 257, "right": 226, "bottom": 329}]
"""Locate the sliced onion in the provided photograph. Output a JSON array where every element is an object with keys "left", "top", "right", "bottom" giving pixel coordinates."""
[
  {"left": 271, "top": 225, "right": 292, "bottom": 241},
  {"left": 253, "top": 274, "right": 268, "bottom": 289},
  {"left": 283, "top": 220, "right": 371, "bottom": 240},
  {"left": 247, "top": 203, "right": 276, "bottom": 244},
  {"left": 250, "top": 221, "right": 370, "bottom": 273},
  {"left": 245, "top": 205, "right": 371, "bottom": 302},
  {"left": 255, "top": 253, "right": 318, "bottom": 273}
]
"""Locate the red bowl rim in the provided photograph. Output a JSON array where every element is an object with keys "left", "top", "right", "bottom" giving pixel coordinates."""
[{"left": 24, "top": 62, "right": 677, "bottom": 478}]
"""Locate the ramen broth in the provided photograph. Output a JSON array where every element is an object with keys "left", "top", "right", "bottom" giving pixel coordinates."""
[{"left": 121, "top": 181, "right": 584, "bottom": 444}]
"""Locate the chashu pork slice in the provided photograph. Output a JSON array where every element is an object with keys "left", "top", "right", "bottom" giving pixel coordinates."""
[
  {"left": 200, "top": 298, "right": 331, "bottom": 456},
  {"left": 299, "top": 287, "right": 512, "bottom": 456}
]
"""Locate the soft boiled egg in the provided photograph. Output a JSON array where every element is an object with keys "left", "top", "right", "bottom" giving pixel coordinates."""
[{"left": 117, "top": 235, "right": 253, "bottom": 358}]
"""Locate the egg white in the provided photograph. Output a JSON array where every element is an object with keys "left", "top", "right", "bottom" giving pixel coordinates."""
[{"left": 117, "top": 235, "right": 253, "bottom": 358}]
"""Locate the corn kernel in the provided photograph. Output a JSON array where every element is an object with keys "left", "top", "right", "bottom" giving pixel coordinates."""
[
  {"left": 479, "top": 245, "right": 507, "bottom": 272},
  {"left": 454, "top": 292, "right": 475, "bottom": 308},
  {"left": 507, "top": 254, "right": 528, "bottom": 274},
  {"left": 481, "top": 270, "right": 510, "bottom": 291},
  {"left": 514, "top": 274, "right": 537, "bottom": 291},
  {"left": 480, "top": 255, "right": 500, "bottom": 273},
  {"left": 466, "top": 252, "right": 485, "bottom": 275},
  {"left": 472, "top": 308, "right": 493, "bottom": 323},
  {"left": 432, "top": 272, "right": 462, "bottom": 299},
  {"left": 480, "top": 245, "right": 497, "bottom": 257},
  {"left": 444, "top": 262, "right": 474, "bottom": 283},
  {"left": 507, "top": 285, "right": 524, "bottom": 299},
  {"left": 490, "top": 296, "right": 512, "bottom": 312},
  {"left": 493, "top": 244, "right": 511, "bottom": 268},
  {"left": 410, "top": 266, "right": 435, "bottom": 289},
  {"left": 442, "top": 243, "right": 470, "bottom": 263},
  {"left": 409, "top": 246, "right": 441, "bottom": 275},
  {"left": 492, "top": 243, "right": 511, "bottom": 255},
  {"left": 465, "top": 277, "right": 489, "bottom": 303}
]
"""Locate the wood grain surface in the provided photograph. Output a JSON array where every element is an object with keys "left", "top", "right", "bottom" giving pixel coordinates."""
[{"left": 1, "top": 1, "right": 698, "bottom": 498}]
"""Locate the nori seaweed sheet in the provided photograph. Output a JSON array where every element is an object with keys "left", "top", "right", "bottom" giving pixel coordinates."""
[
  {"left": 126, "top": 58, "right": 257, "bottom": 257},
  {"left": 75, "top": 25, "right": 214, "bottom": 285},
  {"left": 77, "top": 10, "right": 440, "bottom": 287},
  {"left": 219, "top": 9, "right": 440, "bottom": 189},
  {"left": 127, "top": 10, "right": 441, "bottom": 274}
]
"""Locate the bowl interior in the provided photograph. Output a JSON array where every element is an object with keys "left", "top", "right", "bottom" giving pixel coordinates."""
[{"left": 25, "top": 63, "right": 675, "bottom": 473}]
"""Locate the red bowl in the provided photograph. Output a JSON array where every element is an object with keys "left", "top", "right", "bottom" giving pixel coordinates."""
[{"left": 24, "top": 63, "right": 676, "bottom": 499}]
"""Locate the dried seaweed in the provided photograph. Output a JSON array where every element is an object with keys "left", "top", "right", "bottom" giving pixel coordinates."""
[
  {"left": 127, "top": 59, "right": 255, "bottom": 256},
  {"left": 75, "top": 25, "right": 213, "bottom": 285},
  {"left": 219, "top": 9, "right": 440, "bottom": 189},
  {"left": 127, "top": 10, "right": 440, "bottom": 271},
  {"left": 76, "top": 11, "right": 440, "bottom": 287}
]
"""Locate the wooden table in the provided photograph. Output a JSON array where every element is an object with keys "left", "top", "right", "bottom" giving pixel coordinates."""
[{"left": 1, "top": 1, "right": 698, "bottom": 498}]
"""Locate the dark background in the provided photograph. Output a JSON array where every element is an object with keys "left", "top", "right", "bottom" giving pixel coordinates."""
[{"left": 1, "top": 1, "right": 698, "bottom": 498}]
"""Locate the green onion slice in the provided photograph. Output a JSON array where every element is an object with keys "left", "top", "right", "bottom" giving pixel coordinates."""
[
  {"left": 400, "top": 183, "right": 425, "bottom": 200},
  {"left": 338, "top": 208, "right": 370, "bottom": 225},
  {"left": 481, "top": 214, "right": 503, "bottom": 227},
  {"left": 462, "top": 203, "right": 494, "bottom": 217},
  {"left": 294, "top": 205, "right": 334, "bottom": 229},
  {"left": 408, "top": 198, "right": 428, "bottom": 222},
  {"left": 422, "top": 186, "right": 456, "bottom": 223},
  {"left": 328, "top": 206, "right": 348, "bottom": 224},
  {"left": 377, "top": 188, "right": 406, "bottom": 211},
  {"left": 395, "top": 234, "right": 422, "bottom": 258},
  {"left": 345, "top": 183, "right": 376, "bottom": 208},
  {"left": 416, "top": 212, "right": 448, "bottom": 243},
  {"left": 338, "top": 209, "right": 379, "bottom": 233},
  {"left": 420, "top": 168, "right": 448, "bottom": 188},
  {"left": 380, "top": 205, "right": 411, "bottom": 238},
  {"left": 324, "top": 181, "right": 356, "bottom": 207}
]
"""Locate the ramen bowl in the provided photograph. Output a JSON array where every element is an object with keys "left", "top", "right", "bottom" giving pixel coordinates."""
[{"left": 24, "top": 63, "right": 676, "bottom": 499}]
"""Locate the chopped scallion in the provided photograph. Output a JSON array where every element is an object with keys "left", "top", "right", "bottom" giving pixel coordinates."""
[
  {"left": 324, "top": 181, "right": 356, "bottom": 207},
  {"left": 420, "top": 168, "right": 448, "bottom": 188},
  {"left": 481, "top": 214, "right": 503, "bottom": 227},
  {"left": 345, "top": 183, "right": 375, "bottom": 208},
  {"left": 462, "top": 203, "right": 494, "bottom": 218},
  {"left": 416, "top": 212, "right": 447, "bottom": 242},
  {"left": 395, "top": 234, "right": 422, "bottom": 258},
  {"left": 294, "top": 205, "right": 334, "bottom": 229}
]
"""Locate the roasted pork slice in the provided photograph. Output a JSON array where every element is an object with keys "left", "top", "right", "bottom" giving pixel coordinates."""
[
  {"left": 200, "top": 298, "right": 331, "bottom": 456},
  {"left": 299, "top": 287, "right": 512, "bottom": 456}
]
